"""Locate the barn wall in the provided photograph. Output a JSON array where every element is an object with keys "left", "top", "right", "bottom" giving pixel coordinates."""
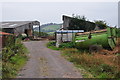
[
  {"left": 2, "top": 28, "right": 14, "bottom": 34},
  {"left": 63, "top": 16, "right": 71, "bottom": 29},
  {"left": 14, "top": 24, "right": 33, "bottom": 36},
  {"left": 2, "top": 21, "right": 40, "bottom": 37},
  {"left": 62, "top": 15, "right": 96, "bottom": 31}
]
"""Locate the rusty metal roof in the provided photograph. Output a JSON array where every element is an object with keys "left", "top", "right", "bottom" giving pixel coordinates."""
[{"left": 0, "top": 32, "right": 12, "bottom": 35}]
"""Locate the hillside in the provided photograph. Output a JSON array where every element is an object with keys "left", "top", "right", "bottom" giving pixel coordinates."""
[{"left": 34, "top": 23, "right": 62, "bottom": 34}]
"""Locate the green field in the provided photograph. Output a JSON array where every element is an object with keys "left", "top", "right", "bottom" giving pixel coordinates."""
[
  {"left": 42, "top": 25, "right": 61, "bottom": 34},
  {"left": 34, "top": 24, "right": 61, "bottom": 34},
  {"left": 75, "top": 32, "right": 110, "bottom": 49},
  {"left": 76, "top": 32, "right": 107, "bottom": 40},
  {"left": 42, "top": 25, "right": 60, "bottom": 32}
]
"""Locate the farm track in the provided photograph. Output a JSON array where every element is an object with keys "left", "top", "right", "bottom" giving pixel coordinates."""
[{"left": 17, "top": 41, "right": 82, "bottom": 78}]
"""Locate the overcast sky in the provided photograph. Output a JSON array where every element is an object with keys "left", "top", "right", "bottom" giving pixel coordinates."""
[
  {"left": 1, "top": 2, "right": 118, "bottom": 27},
  {"left": 118, "top": 2, "right": 120, "bottom": 28}
]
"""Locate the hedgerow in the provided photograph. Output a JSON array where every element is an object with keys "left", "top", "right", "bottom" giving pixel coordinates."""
[{"left": 2, "top": 36, "right": 28, "bottom": 78}]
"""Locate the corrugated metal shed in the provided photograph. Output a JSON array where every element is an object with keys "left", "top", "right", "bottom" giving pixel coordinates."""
[
  {"left": 0, "top": 21, "right": 39, "bottom": 28},
  {"left": 0, "top": 21, "right": 40, "bottom": 36}
]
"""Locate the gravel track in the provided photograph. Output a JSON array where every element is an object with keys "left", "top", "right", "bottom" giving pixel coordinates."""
[{"left": 17, "top": 41, "right": 82, "bottom": 78}]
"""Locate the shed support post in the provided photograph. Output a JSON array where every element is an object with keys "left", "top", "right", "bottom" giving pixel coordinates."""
[{"left": 39, "top": 24, "right": 41, "bottom": 37}]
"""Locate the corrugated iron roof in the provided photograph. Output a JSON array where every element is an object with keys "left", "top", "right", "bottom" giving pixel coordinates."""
[{"left": 0, "top": 21, "right": 40, "bottom": 29}]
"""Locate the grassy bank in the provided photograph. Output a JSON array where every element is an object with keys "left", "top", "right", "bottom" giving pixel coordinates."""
[
  {"left": 2, "top": 38, "right": 28, "bottom": 78},
  {"left": 62, "top": 48, "right": 120, "bottom": 78}
]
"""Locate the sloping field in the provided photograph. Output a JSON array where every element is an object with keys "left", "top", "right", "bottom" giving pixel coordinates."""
[
  {"left": 34, "top": 24, "right": 61, "bottom": 34},
  {"left": 76, "top": 33, "right": 110, "bottom": 49},
  {"left": 42, "top": 25, "right": 61, "bottom": 32}
]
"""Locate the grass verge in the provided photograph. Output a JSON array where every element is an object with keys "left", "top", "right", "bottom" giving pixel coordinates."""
[
  {"left": 62, "top": 48, "right": 120, "bottom": 78},
  {"left": 2, "top": 38, "right": 28, "bottom": 78},
  {"left": 0, "top": 59, "right": 1, "bottom": 79},
  {"left": 46, "top": 41, "right": 60, "bottom": 50}
]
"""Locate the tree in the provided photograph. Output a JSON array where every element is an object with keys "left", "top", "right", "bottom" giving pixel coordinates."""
[
  {"left": 72, "top": 14, "right": 86, "bottom": 21},
  {"left": 94, "top": 20, "right": 108, "bottom": 29}
]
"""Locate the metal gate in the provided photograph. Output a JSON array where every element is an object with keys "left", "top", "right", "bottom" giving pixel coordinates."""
[{"left": 107, "top": 27, "right": 117, "bottom": 49}]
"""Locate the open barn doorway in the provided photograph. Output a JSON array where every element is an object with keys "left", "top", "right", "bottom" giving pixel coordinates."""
[
  {"left": 24, "top": 29, "right": 33, "bottom": 37},
  {"left": 33, "top": 25, "right": 41, "bottom": 37}
]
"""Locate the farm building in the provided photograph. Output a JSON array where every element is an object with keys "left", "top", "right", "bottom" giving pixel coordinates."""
[
  {"left": 55, "top": 30, "right": 84, "bottom": 47},
  {"left": 0, "top": 21, "right": 40, "bottom": 37},
  {"left": 56, "top": 15, "right": 96, "bottom": 47},
  {"left": 62, "top": 15, "right": 97, "bottom": 31}
]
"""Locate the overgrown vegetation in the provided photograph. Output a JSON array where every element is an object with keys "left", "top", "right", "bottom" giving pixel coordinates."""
[
  {"left": 2, "top": 36, "right": 28, "bottom": 78},
  {"left": 59, "top": 42, "right": 76, "bottom": 48},
  {"left": 94, "top": 20, "right": 108, "bottom": 29},
  {"left": 46, "top": 41, "right": 60, "bottom": 50},
  {"left": 47, "top": 41, "right": 76, "bottom": 50},
  {"left": 0, "top": 57, "right": 1, "bottom": 79},
  {"left": 62, "top": 48, "right": 120, "bottom": 78},
  {"left": 47, "top": 40, "right": 120, "bottom": 78}
]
